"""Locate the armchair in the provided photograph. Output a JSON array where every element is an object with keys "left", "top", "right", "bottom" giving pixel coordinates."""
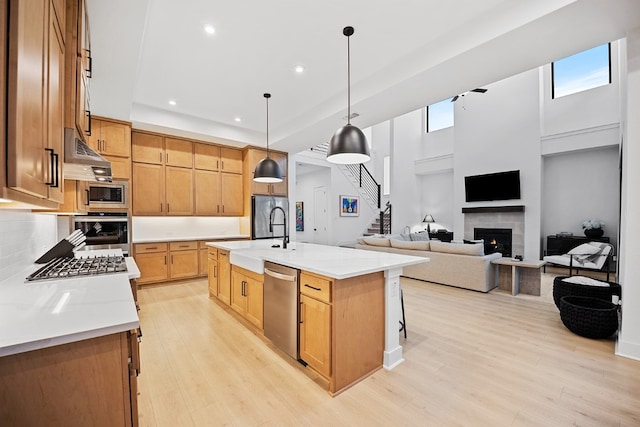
[{"left": 543, "top": 241, "right": 613, "bottom": 281}]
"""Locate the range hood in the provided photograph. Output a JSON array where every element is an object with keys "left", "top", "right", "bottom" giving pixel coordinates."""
[{"left": 63, "top": 128, "right": 112, "bottom": 182}]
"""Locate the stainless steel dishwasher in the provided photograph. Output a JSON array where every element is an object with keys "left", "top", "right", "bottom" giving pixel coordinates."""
[{"left": 263, "top": 262, "right": 299, "bottom": 359}]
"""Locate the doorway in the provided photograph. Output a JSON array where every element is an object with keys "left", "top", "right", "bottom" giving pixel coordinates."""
[{"left": 313, "top": 186, "right": 329, "bottom": 244}]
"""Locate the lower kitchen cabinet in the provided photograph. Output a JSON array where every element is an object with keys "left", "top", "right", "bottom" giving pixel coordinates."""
[
  {"left": 299, "top": 272, "right": 332, "bottom": 378},
  {"left": 207, "top": 247, "right": 218, "bottom": 297},
  {"left": 230, "top": 266, "right": 264, "bottom": 330},
  {"left": 217, "top": 249, "right": 232, "bottom": 305},
  {"left": 0, "top": 330, "right": 140, "bottom": 426},
  {"left": 199, "top": 242, "right": 208, "bottom": 277},
  {"left": 133, "top": 243, "right": 168, "bottom": 285},
  {"left": 168, "top": 241, "right": 198, "bottom": 279}
]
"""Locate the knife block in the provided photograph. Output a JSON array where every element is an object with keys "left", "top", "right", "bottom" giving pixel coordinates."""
[{"left": 35, "top": 239, "right": 76, "bottom": 264}]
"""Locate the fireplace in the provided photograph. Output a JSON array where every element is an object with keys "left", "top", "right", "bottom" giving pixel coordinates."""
[{"left": 474, "top": 228, "right": 512, "bottom": 257}]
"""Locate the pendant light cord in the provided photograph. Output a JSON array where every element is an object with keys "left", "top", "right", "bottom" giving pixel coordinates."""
[
  {"left": 264, "top": 93, "right": 270, "bottom": 158},
  {"left": 347, "top": 32, "right": 351, "bottom": 125}
]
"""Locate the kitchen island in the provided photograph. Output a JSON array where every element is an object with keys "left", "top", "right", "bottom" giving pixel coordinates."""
[
  {"left": 206, "top": 240, "right": 427, "bottom": 395},
  {"left": 0, "top": 252, "right": 141, "bottom": 426}
]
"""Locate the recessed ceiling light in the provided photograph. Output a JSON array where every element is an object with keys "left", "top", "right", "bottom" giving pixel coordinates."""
[
  {"left": 204, "top": 25, "right": 215, "bottom": 35},
  {"left": 168, "top": 100, "right": 177, "bottom": 106},
  {"left": 234, "top": 117, "right": 242, "bottom": 122},
  {"left": 294, "top": 65, "right": 305, "bottom": 73}
]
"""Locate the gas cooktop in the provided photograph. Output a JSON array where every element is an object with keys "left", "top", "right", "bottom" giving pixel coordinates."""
[{"left": 26, "top": 255, "right": 128, "bottom": 282}]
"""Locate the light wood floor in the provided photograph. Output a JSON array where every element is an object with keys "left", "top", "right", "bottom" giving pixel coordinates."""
[{"left": 136, "top": 275, "right": 640, "bottom": 427}]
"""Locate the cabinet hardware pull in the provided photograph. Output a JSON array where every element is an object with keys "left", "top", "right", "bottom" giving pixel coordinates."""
[
  {"left": 86, "top": 110, "right": 92, "bottom": 136},
  {"left": 222, "top": 205, "right": 224, "bottom": 213},
  {"left": 86, "top": 50, "right": 92, "bottom": 78},
  {"left": 214, "top": 266, "right": 217, "bottom": 277},
  {"left": 304, "top": 284, "right": 322, "bottom": 291},
  {"left": 146, "top": 246, "right": 158, "bottom": 250},
  {"left": 44, "top": 148, "right": 55, "bottom": 185},
  {"left": 216, "top": 160, "right": 219, "bottom": 169},
  {"left": 52, "top": 152, "right": 59, "bottom": 188},
  {"left": 171, "top": 255, "right": 174, "bottom": 264},
  {"left": 164, "top": 256, "right": 167, "bottom": 265},
  {"left": 159, "top": 152, "right": 162, "bottom": 163},
  {"left": 166, "top": 153, "right": 168, "bottom": 163},
  {"left": 167, "top": 203, "right": 170, "bottom": 212},
  {"left": 179, "top": 245, "right": 188, "bottom": 248},
  {"left": 300, "top": 301, "right": 304, "bottom": 323},
  {"left": 160, "top": 203, "right": 163, "bottom": 212},
  {"left": 221, "top": 160, "right": 224, "bottom": 170},
  {"left": 85, "top": 189, "right": 90, "bottom": 206}
]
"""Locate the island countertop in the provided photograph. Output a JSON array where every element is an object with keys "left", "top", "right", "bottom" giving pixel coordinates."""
[
  {"left": 0, "top": 254, "right": 140, "bottom": 357},
  {"left": 206, "top": 240, "right": 427, "bottom": 279}
]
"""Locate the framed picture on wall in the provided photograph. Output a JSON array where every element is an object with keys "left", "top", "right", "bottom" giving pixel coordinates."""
[
  {"left": 295, "top": 201, "right": 304, "bottom": 231},
  {"left": 339, "top": 195, "right": 359, "bottom": 217}
]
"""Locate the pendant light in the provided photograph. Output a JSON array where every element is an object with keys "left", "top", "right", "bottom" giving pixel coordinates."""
[
  {"left": 253, "top": 93, "right": 283, "bottom": 183},
  {"left": 327, "top": 26, "right": 370, "bottom": 165}
]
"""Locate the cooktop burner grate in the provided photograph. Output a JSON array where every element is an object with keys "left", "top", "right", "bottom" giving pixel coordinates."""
[{"left": 26, "top": 255, "right": 128, "bottom": 282}]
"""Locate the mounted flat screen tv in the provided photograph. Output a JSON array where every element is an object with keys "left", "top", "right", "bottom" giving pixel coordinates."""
[{"left": 465, "top": 170, "right": 521, "bottom": 202}]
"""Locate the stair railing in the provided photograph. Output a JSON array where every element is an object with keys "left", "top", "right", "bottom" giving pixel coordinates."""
[
  {"left": 379, "top": 202, "right": 391, "bottom": 234},
  {"left": 344, "top": 163, "right": 381, "bottom": 209}
]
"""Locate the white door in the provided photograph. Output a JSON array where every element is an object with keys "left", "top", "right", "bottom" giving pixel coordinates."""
[{"left": 313, "top": 186, "right": 329, "bottom": 245}]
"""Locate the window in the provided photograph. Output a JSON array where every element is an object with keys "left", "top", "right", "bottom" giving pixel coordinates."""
[
  {"left": 425, "top": 98, "right": 454, "bottom": 133},
  {"left": 552, "top": 43, "right": 611, "bottom": 98},
  {"left": 383, "top": 156, "right": 390, "bottom": 196}
]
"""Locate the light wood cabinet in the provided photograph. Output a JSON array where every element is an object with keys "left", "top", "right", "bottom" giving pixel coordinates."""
[
  {"left": 74, "top": 0, "right": 91, "bottom": 141},
  {"left": 168, "top": 241, "right": 198, "bottom": 280},
  {"left": 165, "top": 166, "right": 193, "bottom": 215},
  {"left": 194, "top": 143, "right": 220, "bottom": 171},
  {"left": 207, "top": 247, "right": 218, "bottom": 297},
  {"left": 194, "top": 169, "right": 219, "bottom": 215},
  {"left": 0, "top": 330, "right": 140, "bottom": 427},
  {"left": 87, "top": 118, "right": 131, "bottom": 158},
  {"left": 133, "top": 243, "right": 168, "bottom": 285},
  {"left": 165, "top": 137, "right": 193, "bottom": 168},
  {"left": 47, "top": 179, "right": 87, "bottom": 213},
  {"left": 231, "top": 266, "right": 264, "bottom": 330},
  {"left": 104, "top": 154, "right": 132, "bottom": 181},
  {"left": 299, "top": 271, "right": 332, "bottom": 378},
  {"left": 217, "top": 250, "right": 232, "bottom": 305},
  {"left": 5, "top": 0, "right": 65, "bottom": 205},
  {"left": 220, "top": 147, "right": 243, "bottom": 174},
  {"left": 199, "top": 242, "right": 209, "bottom": 277},
  {"left": 131, "top": 132, "right": 163, "bottom": 165},
  {"left": 132, "top": 162, "right": 165, "bottom": 215},
  {"left": 219, "top": 173, "right": 244, "bottom": 215}
]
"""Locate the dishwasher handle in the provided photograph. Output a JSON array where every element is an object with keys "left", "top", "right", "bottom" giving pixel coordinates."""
[{"left": 264, "top": 267, "right": 297, "bottom": 282}]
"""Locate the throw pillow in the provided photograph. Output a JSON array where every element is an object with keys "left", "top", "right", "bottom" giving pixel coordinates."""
[
  {"left": 410, "top": 232, "right": 430, "bottom": 242},
  {"left": 362, "top": 236, "right": 391, "bottom": 247},
  {"left": 430, "top": 241, "right": 484, "bottom": 256},
  {"left": 390, "top": 239, "right": 430, "bottom": 250},
  {"left": 567, "top": 243, "right": 601, "bottom": 256},
  {"left": 398, "top": 233, "right": 412, "bottom": 241}
]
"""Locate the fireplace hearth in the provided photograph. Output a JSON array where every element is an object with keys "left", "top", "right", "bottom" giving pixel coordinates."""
[{"left": 474, "top": 228, "right": 512, "bottom": 257}]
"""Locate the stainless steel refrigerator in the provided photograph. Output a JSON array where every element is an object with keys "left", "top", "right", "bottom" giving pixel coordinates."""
[{"left": 251, "top": 195, "right": 289, "bottom": 239}]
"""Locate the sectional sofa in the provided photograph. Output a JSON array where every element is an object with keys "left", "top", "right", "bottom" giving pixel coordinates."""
[{"left": 355, "top": 234, "right": 502, "bottom": 292}]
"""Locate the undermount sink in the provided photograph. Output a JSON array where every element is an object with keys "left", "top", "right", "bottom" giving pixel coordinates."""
[{"left": 229, "top": 251, "right": 264, "bottom": 274}]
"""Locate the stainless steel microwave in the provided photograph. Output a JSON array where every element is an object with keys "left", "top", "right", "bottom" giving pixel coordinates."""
[{"left": 79, "top": 181, "right": 129, "bottom": 210}]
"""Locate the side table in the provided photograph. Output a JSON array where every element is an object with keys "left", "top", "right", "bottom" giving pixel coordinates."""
[{"left": 492, "top": 258, "right": 547, "bottom": 296}]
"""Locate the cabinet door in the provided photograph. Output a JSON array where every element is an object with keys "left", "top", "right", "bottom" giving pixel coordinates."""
[
  {"left": 132, "top": 132, "right": 163, "bottom": 165},
  {"left": 100, "top": 121, "right": 131, "bottom": 158},
  {"left": 199, "top": 247, "right": 208, "bottom": 276},
  {"left": 217, "top": 250, "right": 231, "bottom": 305},
  {"left": 169, "top": 249, "right": 198, "bottom": 279},
  {"left": 165, "top": 138, "right": 193, "bottom": 168},
  {"left": 103, "top": 155, "right": 131, "bottom": 181},
  {"left": 135, "top": 252, "right": 168, "bottom": 284},
  {"left": 132, "top": 163, "right": 165, "bottom": 215},
  {"left": 7, "top": 0, "right": 48, "bottom": 199},
  {"left": 194, "top": 143, "right": 220, "bottom": 171},
  {"left": 245, "top": 277, "right": 263, "bottom": 329},
  {"left": 86, "top": 118, "right": 101, "bottom": 152},
  {"left": 165, "top": 166, "right": 193, "bottom": 215},
  {"left": 230, "top": 270, "right": 246, "bottom": 315},
  {"left": 194, "top": 169, "right": 220, "bottom": 215},
  {"left": 208, "top": 258, "right": 218, "bottom": 297},
  {"left": 46, "top": 4, "right": 65, "bottom": 203},
  {"left": 220, "top": 147, "right": 243, "bottom": 174},
  {"left": 299, "top": 294, "right": 331, "bottom": 378},
  {"left": 220, "top": 173, "right": 243, "bottom": 215}
]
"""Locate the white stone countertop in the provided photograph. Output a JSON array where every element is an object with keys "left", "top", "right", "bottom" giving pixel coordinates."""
[
  {"left": 133, "top": 234, "right": 250, "bottom": 244},
  {"left": 206, "top": 240, "right": 427, "bottom": 279},
  {"left": 0, "top": 251, "right": 140, "bottom": 357}
]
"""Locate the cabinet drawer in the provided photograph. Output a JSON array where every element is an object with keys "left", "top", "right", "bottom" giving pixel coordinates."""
[
  {"left": 199, "top": 241, "right": 209, "bottom": 249},
  {"left": 135, "top": 242, "right": 168, "bottom": 254},
  {"left": 300, "top": 272, "right": 332, "bottom": 303},
  {"left": 169, "top": 241, "right": 198, "bottom": 251},
  {"left": 207, "top": 247, "right": 218, "bottom": 259}
]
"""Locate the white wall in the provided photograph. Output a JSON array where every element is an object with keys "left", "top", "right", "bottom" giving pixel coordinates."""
[
  {"left": 542, "top": 147, "right": 620, "bottom": 253},
  {"left": 294, "top": 166, "right": 331, "bottom": 243},
  {"left": 420, "top": 171, "right": 454, "bottom": 232},
  {"left": 617, "top": 28, "right": 640, "bottom": 360},
  {"left": 453, "top": 69, "right": 542, "bottom": 258},
  {"left": 0, "top": 211, "right": 58, "bottom": 280}
]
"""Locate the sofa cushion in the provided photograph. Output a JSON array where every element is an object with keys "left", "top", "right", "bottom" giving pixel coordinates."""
[
  {"left": 430, "top": 241, "right": 484, "bottom": 256},
  {"left": 361, "top": 236, "right": 391, "bottom": 247},
  {"left": 390, "top": 238, "right": 430, "bottom": 250},
  {"left": 410, "top": 232, "right": 430, "bottom": 242}
]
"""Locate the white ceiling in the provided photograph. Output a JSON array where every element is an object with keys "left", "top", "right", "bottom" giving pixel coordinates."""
[{"left": 87, "top": 0, "right": 640, "bottom": 154}]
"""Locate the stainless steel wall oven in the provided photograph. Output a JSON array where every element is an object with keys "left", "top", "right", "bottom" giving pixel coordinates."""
[{"left": 73, "top": 212, "right": 130, "bottom": 255}]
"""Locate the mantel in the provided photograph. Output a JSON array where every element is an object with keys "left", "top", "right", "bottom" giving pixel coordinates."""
[{"left": 462, "top": 205, "right": 525, "bottom": 214}]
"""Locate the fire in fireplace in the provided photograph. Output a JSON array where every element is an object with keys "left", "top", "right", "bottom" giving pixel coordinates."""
[{"left": 474, "top": 228, "right": 512, "bottom": 257}]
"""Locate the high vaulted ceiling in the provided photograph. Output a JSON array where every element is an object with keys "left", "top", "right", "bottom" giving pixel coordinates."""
[{"left": 87, "top": 0, "right": 640, "bottom": 154}]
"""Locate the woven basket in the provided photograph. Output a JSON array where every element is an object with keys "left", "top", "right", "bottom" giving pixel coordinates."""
[
  {"left": 559, "top": 296, "right": 619, "bottom": 339},
  {"left": 553, "top": 276, "right": 621, "bottom": 310}
]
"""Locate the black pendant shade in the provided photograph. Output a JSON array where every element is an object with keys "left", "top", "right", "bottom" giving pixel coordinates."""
[
  {"left": 254, "top": 93, "right": 283, "bottom": 183},
  {"left": 327, "top": 26, "right": 370, "bottom": 165}
]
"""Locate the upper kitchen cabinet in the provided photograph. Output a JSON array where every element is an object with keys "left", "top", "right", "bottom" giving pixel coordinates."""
[
  {"left": 86, "top": 117, "right": 131, "bottom": 158},
  {"left": 63, "top": 0, "right": 91, "bottom": 141},
  {"left": 165, "top": 137, "right": 193, "bottom": 168},
  {"left": 131, "top": 131, "right": 163, "bottom": 165},
  {"left": 244, "top": 148, "right": 288, "bottom": 196},
  {"left": 3, "top": 0, "right": 65, "bottom": 206}
]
